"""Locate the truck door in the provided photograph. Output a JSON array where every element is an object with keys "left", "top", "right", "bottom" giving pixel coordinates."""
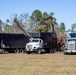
[{"left": 40, "top": 40, "right": 44, "bottom": 47}]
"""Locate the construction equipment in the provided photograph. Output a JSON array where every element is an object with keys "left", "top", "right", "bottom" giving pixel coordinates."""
[
  {"left": 25, "top": 16, "right": 58, "bottom": 54},
  {"left": 14, "top": 17, "right": 30, "bottom": 38},
  {"left": 41, "top": 16, "right": 65, "bottom": 52},
  {"left": 41, "top": 16, "right": 54, "bottom": 32},
  {"left": 0, "top": 16, "right": 58, "bottom": 54},
  {"left": 14, "top": 16, "right": 65, "bottom": 54}
]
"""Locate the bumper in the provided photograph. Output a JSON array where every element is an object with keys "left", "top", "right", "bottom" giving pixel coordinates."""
[
  {"left": 64, "top": 50, "right": 76, "bottom": 53},
  {"left": 26, "top": 49, "right": 36, "bottom": 51}
]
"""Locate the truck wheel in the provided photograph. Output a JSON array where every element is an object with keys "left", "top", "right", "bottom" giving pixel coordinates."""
[
  {"left": 23, "top": 49, "right": 26, "bottom": 53},
  {"left": 64, "top": 52, "right": 67, "bottom": 55},
  {"left": 3, "top": 50, "right": 6, "bottom": 54},
  {"left": 15, "top": 49, "right": 19, "bottom": 53},
  {"left": 36, "top": 49, "right": 42, "bottom": 54},
  {"left": 0, "top": 49, "right": 5, "bottom": 54},
  {"left": 20, "top": 49, "right": 24, "bottom": 53},
  {"left": 26, "top": 51, "right": 30, "bottom": 54},
  {"left": 50, "top": 49, "right": 52, "bottom": 53},
  {"left": 53, "top": 48, "right": 57, "bottom": 53}
]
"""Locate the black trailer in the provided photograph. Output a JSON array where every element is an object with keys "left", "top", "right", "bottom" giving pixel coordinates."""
[
  {"left": 29, "top": 32, "right": 58, "bottom": 53},
  {"left": 0, "top": 33, "right": 29, "bottom": 53}
]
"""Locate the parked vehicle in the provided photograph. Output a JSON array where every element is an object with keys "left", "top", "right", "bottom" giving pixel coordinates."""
[
  {"left": 64, "top": 32, "right": 76, "bottom": 54},
  {"left": 14, "top": 16, "right": 65, "bottom": 54},
  {"left": 0, "top": 16, "right": 65, "bottom": 54},
  {"left": 26, "top": 32, "right": 57, "bottom": 54},
  {"left": 0, "top": 33, "right": 29, "bottom": 53}
]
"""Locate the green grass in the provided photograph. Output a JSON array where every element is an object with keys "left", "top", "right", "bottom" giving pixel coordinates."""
[{"left": 0, "top": 52, "right": 76, "bottom": 75}]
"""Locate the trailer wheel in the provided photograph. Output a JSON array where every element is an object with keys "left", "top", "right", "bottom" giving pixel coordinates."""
[
  {"left": 36, "top": 49, "right": 42, "bottom": 54},
  {"left": 3, "top": 50, "right": 6, "bottom": 53},
  {"left": 0, "top": 49, "right": 5, "bottom": 54},
  {"left": 15, "top": 49, "right": 19, "bottom": 53},
  {"left": 50, "top": 49, "right": 52, "bottom": 53},
  {"left": 23, "top": 49, "right": 26, "bottom": 53},
  {"left": 53, "top": 48, "right": 57, "bottom": 53},
  {"left": 19, "top": 49, "right": 24, "bottom": 53}
]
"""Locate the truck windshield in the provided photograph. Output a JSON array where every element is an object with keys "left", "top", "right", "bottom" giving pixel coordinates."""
[
  {"left": 68, "top": 39, "right": 76, "bottom": 42},
  {"left": 29, "top": 39, "right": 40, "bottom": 42}
]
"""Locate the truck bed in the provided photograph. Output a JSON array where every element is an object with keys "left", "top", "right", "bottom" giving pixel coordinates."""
[
  {"left": 29, "top": 32, "right": 57, "bottom": 48},
  {"left": 0, "top": 33, "right": 29, "bottom": 49}
]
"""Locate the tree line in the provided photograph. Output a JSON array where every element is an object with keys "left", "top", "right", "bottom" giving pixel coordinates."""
[{"left": 0, "top": 9, "right": 75, "bottom": 36}]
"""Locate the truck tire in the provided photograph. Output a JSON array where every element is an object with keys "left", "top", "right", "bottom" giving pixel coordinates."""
[
  {"left": 50, "top": 49, "right": 53, "bottom": 53},
  {"left": 14, "top": 49, "right": 19, "bottom": 53},
  {"left": 0, "top": 49, "right": 5, "bottom": 54},
  {"left": 36, "top": 49, "right": 42, "bottom": 54},
  {"left": 19, "top": 49, "right": 24, "bottom": 53},
  {"left": 26, "top": 51, "right": 30, "bottom": 54},
  {"left": 2, "top": 50, "right": 6, "bottom": 54},
  {"left": 23, "top": 49, "right": 26, "bottom": 53},
  {"left": 53, "top": 48, "right": 57, "bottom": 53},
  {"left": 64, "top": 52, "right": 67, "bottom": 55}
]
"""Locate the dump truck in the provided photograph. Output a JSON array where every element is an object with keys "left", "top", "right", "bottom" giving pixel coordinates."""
[
  {"left": 0, "top": 33, "right": 29, "bottom": 53},
  {"left": 14, "top": 16, "right": 65, "bottom": 54},
  {"left": 0, "top": 17, "right": 30, "bottom": 53},
  {"left": 64, "top": 32, "right": 76, "bottom": 54},
  {"left": 0, "top": 16, "right": 65, "bottom": 54},
  {"left": 25, "top": 16, "right": 58, "bottom": 54},
  {"left": 26, "top": 32, "right": 57, "bottom": 54}
]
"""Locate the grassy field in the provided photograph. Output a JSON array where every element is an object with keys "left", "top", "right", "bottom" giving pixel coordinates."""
[{"left": 0, "top": 52, "right": 76, "bottom": 75}]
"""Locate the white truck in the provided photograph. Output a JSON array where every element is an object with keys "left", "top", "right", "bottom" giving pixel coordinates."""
[
  {"left": 26, "top": 32, "right": 58, "bottom": 54},
  {"left": 26, "top": 38, "right": 44, "bottom": 54},
  {"left": 14, "top": 16, "right": 58, "bottom": 54},
  {"left": 64, "top": 32, "right": 76, "bottom": 54}
]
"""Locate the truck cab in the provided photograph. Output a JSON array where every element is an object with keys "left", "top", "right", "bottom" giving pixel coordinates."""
[
  {"left": 64, "top": 33, "right": 76, "bottom": 54},
  {"left": 26, "top": 38, "right": 44, "bottom": 54}
]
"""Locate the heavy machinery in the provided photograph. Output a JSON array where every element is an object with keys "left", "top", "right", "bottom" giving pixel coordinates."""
[
  {"left": 14, "top": 18, "right": 30, "bottom": 38},
  {"left": 25, "top": 16, "right": 58, "bottom": 54},
  {"left": 0, "top": 18, "right": 30, "bottom": 53},
  {"left": 26, "top": 32, "right": 57, "bottom": 54},
  {"left": 41, "top": 16, "right": 54, "bottom": 32},
  {"left": 14, "top": 16, "right": 66, "bottom": 54},
  {"left": 0, "top": 16, "right": 65, "bottom": 54},
  {"left": 14, "top": 16, "right": 58, "bottom": 54},
  {"left": 40, "top": 16, "right": 65, "bottom": 52}
]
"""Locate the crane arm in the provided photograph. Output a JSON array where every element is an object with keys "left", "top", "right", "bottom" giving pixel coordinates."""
[
  {"left": 14, "top": 17, "right": 30, "bottom": 38},
  {"left": 41, "top": 16, "right": 54, "bottom": 32}
]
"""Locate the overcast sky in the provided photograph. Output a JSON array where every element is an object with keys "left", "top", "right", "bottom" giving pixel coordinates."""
[{"left": 0, "top": 0, "right": 76, "bottom": 30}]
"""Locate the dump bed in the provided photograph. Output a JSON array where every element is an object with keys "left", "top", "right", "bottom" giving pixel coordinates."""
[
  {"left": 29, "top": 32, "right": 57, "bottom": 48},
  {"left": 0, "top": 33, "right": 29, "bottom": 49}
]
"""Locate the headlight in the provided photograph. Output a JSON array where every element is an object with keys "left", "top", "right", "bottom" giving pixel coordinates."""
[{"left": 26, "top": 45, "right": 32, "bottom": 49}]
